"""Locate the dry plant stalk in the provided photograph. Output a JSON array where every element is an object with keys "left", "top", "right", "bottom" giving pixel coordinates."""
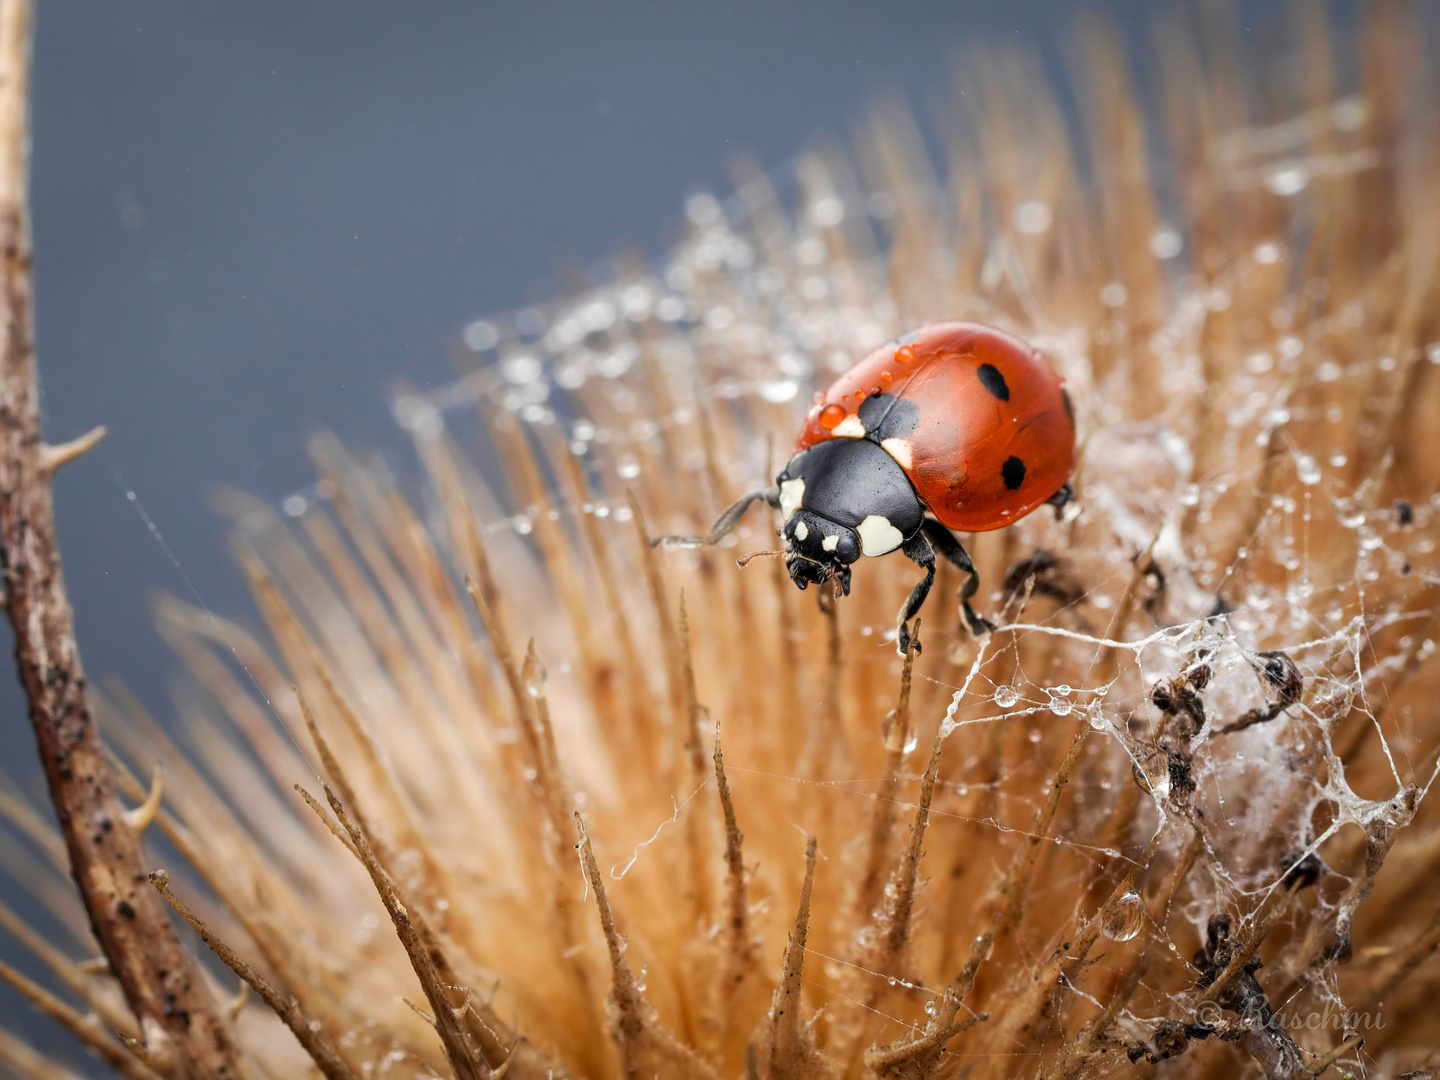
[
  {"left": 4, "top": 4, "right": 1440, "bottom": 1079},
  {"left": 0, "top": 0, "right": 238, "bottom": 1075}
]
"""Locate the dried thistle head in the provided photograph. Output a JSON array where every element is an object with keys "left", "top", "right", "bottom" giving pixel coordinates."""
[{"left": 4, "top": 5, "right": 1440, "bottom": 1079}]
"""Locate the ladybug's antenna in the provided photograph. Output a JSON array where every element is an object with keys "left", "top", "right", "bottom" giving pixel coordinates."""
[{"left": 736, "top": 549, "right": 787, "bottom": 568}]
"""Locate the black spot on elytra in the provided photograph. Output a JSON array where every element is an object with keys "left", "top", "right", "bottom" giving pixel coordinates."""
[
  {"left": 857, "top": 391, "right": 918, "bottom": 442},
  {"left": 977, "top": 363, "right": 1010, "bottom": 401},
  {"left": 1061, "top": 388, "right": 1074, "bottom": 425},
  {"left": 1001, "top": 456, "right": 1026, "bottom": 490}
]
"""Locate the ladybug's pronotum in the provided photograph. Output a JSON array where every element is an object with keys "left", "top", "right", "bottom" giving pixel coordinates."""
[{"left": 658, "top": 322, "right": 1077, "bottom": 653}]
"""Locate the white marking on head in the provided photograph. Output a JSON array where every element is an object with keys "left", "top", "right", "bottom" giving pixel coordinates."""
[
  {"left": 779, "top": 478, "right": 805, "bottom": 520},
  {"left": 881, "top": 437, "right": 913, "bottom": 471},
  {"left": 822, "top": 533, "right": 839, "bottom": 552},
  {"left": 793, "top": 519, "right": 808, "bottom": 541},
  {"left": 832, "top": 414, "right": 866, "bottom": 438},
  {"left": 857, "top": 514, "right": 904, "bottom": 557}
]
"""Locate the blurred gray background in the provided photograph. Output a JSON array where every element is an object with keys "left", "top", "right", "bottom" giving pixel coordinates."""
[{"left": 3, "top": 0, "right": 1284, "bottom": 1067}]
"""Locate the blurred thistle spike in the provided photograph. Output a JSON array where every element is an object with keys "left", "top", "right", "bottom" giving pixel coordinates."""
[{"left": 5, "top": 4, "right": 1440, "bottom": 1079}]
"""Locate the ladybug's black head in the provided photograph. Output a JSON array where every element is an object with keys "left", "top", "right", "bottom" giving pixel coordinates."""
[
  {"left": 773, "top": 437, "right": 926, "bottom": 595},
  {"left": 782, "top": 508, "right": 859, "bottom": 594}
]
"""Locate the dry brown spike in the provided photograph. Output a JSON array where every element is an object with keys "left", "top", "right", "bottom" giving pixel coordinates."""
[
  {"left": 575, "top": 813, "right": 720, "bottom": 1080},
  {"left": 865, "top": 931, "right": 992, "bottom": 1078},
  {"left": 1040, "top": 952, "right": 1150, "bottom": 1080},
  {"left": 762, "top": 834, "right": 834, "bottom": 1080},
  {"left": 148, "top": 869, "right": 361, "bottom": 1080},
  {"left": 854, "top": 620, "right": 920, "bottom": 924},
  {"left": 324, "top": 784, "right": 489, "bottom": 1080}
]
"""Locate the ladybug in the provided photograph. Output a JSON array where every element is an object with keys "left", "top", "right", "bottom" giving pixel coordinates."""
[{"left": 658, "top": 322, "right": 1076, "bottom": 653}]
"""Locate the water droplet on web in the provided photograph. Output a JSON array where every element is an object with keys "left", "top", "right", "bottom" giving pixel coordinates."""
[
  {"left": 1265, "top": 163, "right": 1310, "bottom": 196},
  {"left": 924, "top": 999, "right": 937, "bottom": 1017},
  {"left": 1180, "top": 484, "right": 1200, "bottom": 507},
  {"left": 1028, "top": 729, "right": 1042, "bottom": 743},
  {"left": 993, "top": 685, "right": 1018, "bottom": 709},
  {"left": 1339, "top": 507, "right": 1365, "bottom": 529},
  {"left": 1086, "top": 703, "right": 1108, "bottom": 731},
  {"left": 760, "top": 379, "right": 798, "bottom": 403},
  {"left": 1102, "top": 891, "right": 1145, "bottom": 941},
  {"left": 1013, "top": 200, "right": 1053, "bottom": 235},
  {"left": 1048, "top": 692, "right": 1072, "bottom": 716},
  {"left": 1149, "top": 227, "right": 1182, "bottom": 259},
  {"left": 1296, "top": 456, "right": 1322, "bottom": 485}
]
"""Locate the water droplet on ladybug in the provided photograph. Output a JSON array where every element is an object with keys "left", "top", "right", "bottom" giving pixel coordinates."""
[
  {"left": 869, "top": 386, "right": 882, "bottom": 398},
  {"left": 880, "top": 370, "right": 893, "bottom": 383},
  {"left": 895, "top": 345, "right": 915, "bottom": 363},
  {"left": 819, "top": 403, "right": 846, "bottom": 430}
]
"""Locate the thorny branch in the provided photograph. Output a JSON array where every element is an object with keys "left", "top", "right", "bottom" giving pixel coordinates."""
[{"left": 0, "top": 1, "right": 239, "bottom": 1075}]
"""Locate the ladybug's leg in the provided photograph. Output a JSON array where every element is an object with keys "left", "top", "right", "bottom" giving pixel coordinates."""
[
  {"left": 1045, "top": 482, "right": 1074, "bottom": 520},
  {"left": 896, "top": 531, "right": 936, "bottom": 656},
  {"left": 651, "top": 487, "right": 780, "bottom": 548},
  {"left": 921, "top": 520, "right": 995, "bottom": 637}
]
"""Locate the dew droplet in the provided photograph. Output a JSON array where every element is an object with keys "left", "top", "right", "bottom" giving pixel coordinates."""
[
  {"left": 1102, "top": 891, "right": 1145, "bottom": 941},
  {"left": 894, "top": 345, "right": 915, "bottom": 363},
  {"left": 1048, "top": 693, "right": 1072, "bottom": 717},
  {"left": 993, "top": 685, "right": 1018, "bottom": 709},
  {"left": 880, "top": 370, "right": 893, "bottom": 383},
  {"left": 880, "top": 709, "right": 908, "bottom": 754},
  {"left": 524, "top": 657, "right": 548, "bottom": 698},
  {"left": 818, "top": 403, "right": 846, "bottom": 430},
  {"left": 1296, "top": 455, "right": 1321, "bottom": 485}
]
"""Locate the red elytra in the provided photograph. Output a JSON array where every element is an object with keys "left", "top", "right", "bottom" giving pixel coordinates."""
[{"left": 796, "top": 322, "right": 1076, "bottom": 532}]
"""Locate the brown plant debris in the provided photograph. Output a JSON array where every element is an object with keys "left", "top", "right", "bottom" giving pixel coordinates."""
[{"left": 0, "top": 0, "right": 238, "bottom": 1074}]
